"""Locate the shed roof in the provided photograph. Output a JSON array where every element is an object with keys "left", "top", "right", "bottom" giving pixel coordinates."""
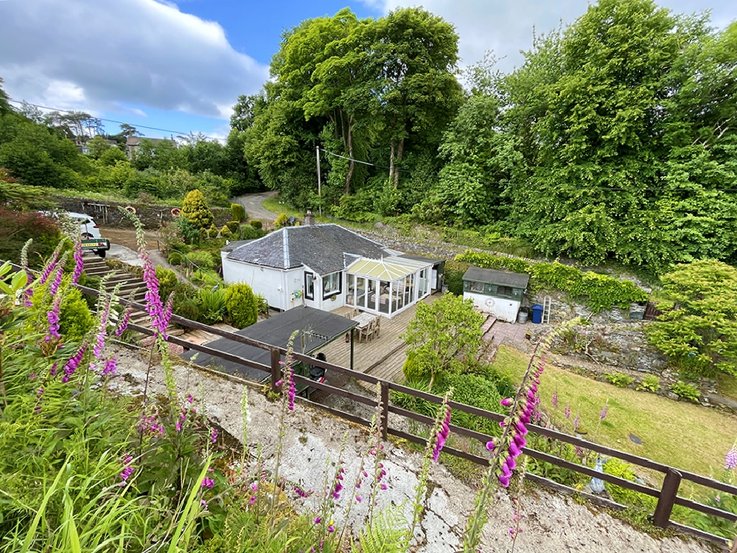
[
  {"left": 181, "top": 306, "right": 357, "bottom": 382},
  {"left": 226, "top": 224, "right": 391, "bottom": 276},
  {"left": 462, "top": 266, "right": 530, "bottom": 289}
]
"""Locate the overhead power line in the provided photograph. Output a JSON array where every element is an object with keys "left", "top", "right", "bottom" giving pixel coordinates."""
[
  {"left": 321, "top": 148, "right": 375, "bottom": 167},
  {"left": 7, "top": 98, "right": 222, "bottom": 141}
]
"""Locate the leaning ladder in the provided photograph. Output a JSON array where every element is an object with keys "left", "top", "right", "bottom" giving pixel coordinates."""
[{"left": 542, "top": 295, "right": 552, "bottom": 324}]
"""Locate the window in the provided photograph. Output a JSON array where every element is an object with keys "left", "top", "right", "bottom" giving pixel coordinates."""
[
  {"left": 304, "top": 272, "right": 315, "bottom": 300},
  {"left": 496, "top": 285, "right": 514, "bottom": 298},
  {"left": 470, "top": 281, "right": 485, "bottom": 293},
  {"left": 323, "top": 271, "right": 342, "bottom": 299}
]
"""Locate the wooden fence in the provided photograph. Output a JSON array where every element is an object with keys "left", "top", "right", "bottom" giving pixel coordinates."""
[{"left": 8, "top": 261, "right": 735, "bottom": 550}]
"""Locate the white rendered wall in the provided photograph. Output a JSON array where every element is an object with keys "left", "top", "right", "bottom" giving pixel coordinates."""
[{"left": 463, "top": 291, "right": 520, "bottom": 323}]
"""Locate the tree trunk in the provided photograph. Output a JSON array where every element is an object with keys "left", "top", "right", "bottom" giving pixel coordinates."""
[
  {"left": 344, "top": 116, "right": 355, "bottom": 195},
  {"left": 392, "top": 137, "right": 404, "bottom": 188},
  {"left": 389, "top": 140, "right": 396, "bottom": 186}
]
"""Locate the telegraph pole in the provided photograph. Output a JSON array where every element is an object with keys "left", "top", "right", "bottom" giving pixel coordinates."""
[{"left": 316, "top": 145, "right": 322, "bottom": 216}]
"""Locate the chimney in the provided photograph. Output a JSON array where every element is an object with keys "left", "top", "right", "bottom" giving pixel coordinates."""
[{"left": 304, "top": 210, "right": 315, "bottom": 225}]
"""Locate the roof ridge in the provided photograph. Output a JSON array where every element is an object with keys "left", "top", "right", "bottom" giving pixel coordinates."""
[{"left": 283, "top": 227, "right": 290, "bottom": 268}]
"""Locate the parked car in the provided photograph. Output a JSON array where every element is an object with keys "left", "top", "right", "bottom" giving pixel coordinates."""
[{"left": 40, "top": 211, "right": 110, "bottom": 258}]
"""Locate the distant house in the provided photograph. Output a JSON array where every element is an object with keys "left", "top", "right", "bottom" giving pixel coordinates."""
[
  {"left": 222, "top": 223, "right": 440, "bottom": 316},
  {"left": 124, "top": 136, "right": 175, "bottom": 159},
  {"left": 462, "top": 266, "right": 529, "bottom": 323}
]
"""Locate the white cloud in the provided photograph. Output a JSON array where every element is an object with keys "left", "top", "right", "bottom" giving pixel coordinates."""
[
  {"left": 371, "top": 0, "right": 736, "bottom": 71},
  {"left": 0, "top": 0, "right": 269, "bottom": 119}
]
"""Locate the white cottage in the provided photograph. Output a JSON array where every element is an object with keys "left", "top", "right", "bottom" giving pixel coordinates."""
[
  {"left": 222, "top": 224, "right": 435, "bottom": 317},
  {"left": 462, "top": 266, "right": 530, "bottom": 323}
]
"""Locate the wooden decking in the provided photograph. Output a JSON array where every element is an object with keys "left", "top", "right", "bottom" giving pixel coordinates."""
[{"left": 315, "top": 294, "right": 441, "bottom": 383}]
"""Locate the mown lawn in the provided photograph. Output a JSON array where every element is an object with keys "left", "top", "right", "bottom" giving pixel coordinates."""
[{"left": 491, "top": 345, "right": 737, "bottom": 481}]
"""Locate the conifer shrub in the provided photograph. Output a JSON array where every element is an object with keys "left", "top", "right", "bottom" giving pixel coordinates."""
[
  {"left": 224, "top": 283, "right": 258, "bottom": 328},
  {"left": 181, "top": 188, "right": 214, "bottom": 230}
]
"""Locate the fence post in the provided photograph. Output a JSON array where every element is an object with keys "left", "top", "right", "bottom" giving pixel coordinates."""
[
  {"left": 380, "top": 381, "right": 389, "bottom": 441},
  {"left": 653, "top": 468, "right": 682, "bottom": 528},
  {"left": 270, "top": 348, "right": 281, "bottom": 394}
]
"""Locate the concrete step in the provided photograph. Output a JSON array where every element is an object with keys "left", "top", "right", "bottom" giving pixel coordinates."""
[
  {"left": 116, "top": 281, "right": 145, "bottom": 291},
  {"left": 85, "top": 268, "right": 112, "bottom": 276}
]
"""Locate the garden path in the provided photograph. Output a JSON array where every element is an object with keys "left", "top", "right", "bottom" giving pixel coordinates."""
[{"left": 110, "top": 344, "right": 717, "bottom": 553}]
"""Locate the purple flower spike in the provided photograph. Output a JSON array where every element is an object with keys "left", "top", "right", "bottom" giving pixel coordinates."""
[
  {"left": 114, "top": 309, "right": 132, "bottom": 337},
  {"left": 498, "top": 474, "right": 511, "bottom": 488},
  {"left": 72, "top": 240, "right": 84, "bottom": 284},
  {"left": 287, "top": 366, "right": 296, "bottom": 411},
  {"left": 102, "top": 357, "right": 117, "bottom": 376},
  {"left": 485, "top": 440, "right": 496, "bottom": 451},
  {"left": 45, "top": 294, "right": 62, "bottom": 342},
  {"left": 551, "top": 391, "right": 559, "bottom": 408},
  {"left": 201, "top": 477, "right": 215, "bottom": 490},
  {"left": 725, "top": 446, "right": 737, "bottom": 470},
  {"left": 49, "top": 265, "right": 63, "bottom": 297},
  {"left": 500, "top": 397, "right": 513, "bottom": 407},
  {"left": 61, "top": 344, "right": 87, "bottom": 382}
]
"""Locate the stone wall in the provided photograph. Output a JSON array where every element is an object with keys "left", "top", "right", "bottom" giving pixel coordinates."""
[{"left": 54, "top": 196, "right": 230, "bottom": 229}]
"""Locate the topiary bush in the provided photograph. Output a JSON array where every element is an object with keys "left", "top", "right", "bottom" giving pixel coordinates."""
[
  {"left": 181, "top": 188, "right": 214, "bottom": 230},
  {"left": 219, "top": 224, "right": 232, "bottom": 238},
  {"left": 225, "top": 220, "right": 239, "bottom": 233},
  {"left": 250, "top": 220, "right": 263, "bottom": 230},
  {"left": 230, "top": 202, "right": 246, "bottom": 223},
  {"left": 224, "top": 283, "right": 258, "bottom": 328},
  {"left": 274, "top": 213, "right": 289, "bottom": 228}
]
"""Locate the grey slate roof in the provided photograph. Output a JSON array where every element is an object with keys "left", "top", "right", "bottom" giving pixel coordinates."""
[
  {"left": 226, "top": 224, "right": 391, "bottom": 276},
  {"left": 463, "top": 266, "right": 530, "bottom": 289},
  {"left": 222, "top": 240, "right": 253, "bottom": 253}
]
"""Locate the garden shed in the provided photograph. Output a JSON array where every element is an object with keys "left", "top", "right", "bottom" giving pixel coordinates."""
[{"left": 462, "top": 266, "right": 529, "bottom": 323}]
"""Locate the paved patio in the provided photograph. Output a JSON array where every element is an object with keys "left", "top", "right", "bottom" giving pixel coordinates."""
[{"left": 315, "top": 294, "right": 441, "bottom": 383}]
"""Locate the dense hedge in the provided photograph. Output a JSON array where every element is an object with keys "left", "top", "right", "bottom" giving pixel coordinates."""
[{"left": 455, "top": 251, "right": 647, "bottom": 312}]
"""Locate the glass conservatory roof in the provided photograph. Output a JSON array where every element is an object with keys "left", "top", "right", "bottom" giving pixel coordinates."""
[{"left": 347, "top": 256, "right": 429, "bottom": 281}]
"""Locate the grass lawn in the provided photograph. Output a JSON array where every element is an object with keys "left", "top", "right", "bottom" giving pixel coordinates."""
[{"left": 491, "top": 345, "right": 737, "bottom": 482}]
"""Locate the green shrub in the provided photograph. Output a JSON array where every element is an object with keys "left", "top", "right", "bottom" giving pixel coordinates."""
[
  {"left": 185, "top": 250, "right": 214, "bottom": 270},
  {"left": 250, "top": 220, "right": 263, "bottom": 230},
  {"left": 206, "top": 223, "right": 219, "bottom": 239},
  {"left": 671, "top": 381, "right": 701, "bottom": 403},
  {"left": 167, "top": 251, "right": 184, "bottom": 265},
  {"left": 274, "top": 213, "right": 289, "bottom": 228},
  {"left": 220, "top": 224, "right": 232, "bottom": 238},
  {"left": 225, "top": 220, "right": 240, "bottom": 233},
  {"left": 154, "top": 266, "right": 178, "bottom": 303},
  {"left": 224, "top": 283, "right": 258, "bottom": 328},
  {"left": 181, "top": 188, "right": 213, "bottom": 229},
  {"left": 443, "top": 260, "right": 469, "bottom": 295},
  {"left": 191, "top": 269, "right": 222, "bottom": 288},
  {"left": 239, "top": 224, "right": 265, "bottom": 240},
  {"left": 197, "top": 287, "right": 226, "bottom": 324},
  {"left": 636, "top": 374, "right": 660, "bottom": 393},
  {"left": 172, "top": 288, "right": 201, "bottom": 321},
  {"left": 59, "top": 286, "right": 95, "bottom": 340},
  {"left": 254, "top": 293, "right": 269, "bottom": 317},
  {"left": 603, "top": 458, "right": 656, "bottom": 523},
  {"left": 526, "top": 434, "right": 592, "bottom": 488},
  {"left": 0, "top": 208, "right": 62, "bottom": 268},
  {"left": 230, "top": 202, "right": 246, "bottom": 222},
  {"left": 604, "top": 372, "right": 635, "bottom": 388},
  {"left": 176, "top": 216, "right": 201, "bottom": 244},
  {"left": 455, "top": 251, "right": 648, "bottom": 312}
]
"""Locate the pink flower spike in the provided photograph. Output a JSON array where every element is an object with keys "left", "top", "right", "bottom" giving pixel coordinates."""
[
  {"left": 498, "top": 474, "right": 511, "bottom": 488},
  {"left": 725, "top": 447, "right": 737, "bottom": 470},
  {"left": 485, "top": 440, "right": 496, "bottom": 451},
  {"left": 500, "top": 397, "right": 513, "bottom": 407}
]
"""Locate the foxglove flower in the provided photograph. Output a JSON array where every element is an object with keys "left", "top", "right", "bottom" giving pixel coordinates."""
[
  {"left": 201, "top": 477, "right": 215, "bottom": 490},
  {"left": 61, "top": 344, "right": 87, "bottom": 383},
  {"left": 725, "top": 446, "right": 737, "bottom": 470},
  {"left": 45, "top": 294, "right": 62, "bottom": 342},
  {"left": 119, "top": 455, "right": 135, "bottom": 482},
  {"left": 49, "top": 265, "right": 63, "bottom": 297},
  {"left": 210, "top": 427, "right": 219, "bottom": 443},
  {"left": 432, "top": 404, "right": 452, "bottom": 462},
  {"left": 71, "top": 239, "right": 84, "bottom": 284},
  {"left": 287, "top": 364, "right": 296, "bottom": 411},
  {"left": 599, "top": 405, "right": 609, "bottom": 422},
  {"left": 93, "top": 298, "right": 112, "bottom": 361},
  {"left": 114, "top": 308, "right": 132, "bottom": 337},
  {"left": 102, "top": 357, "right": 117, "bottom": 376}
]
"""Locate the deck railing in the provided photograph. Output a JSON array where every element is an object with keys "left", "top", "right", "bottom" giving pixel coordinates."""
[{"left": 9, "top": 261, "right": 735, "bottom": 550}]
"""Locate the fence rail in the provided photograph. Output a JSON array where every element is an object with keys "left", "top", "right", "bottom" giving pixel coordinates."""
[{"left": 6, "top": 260, "right": 735, "bottom": 550}]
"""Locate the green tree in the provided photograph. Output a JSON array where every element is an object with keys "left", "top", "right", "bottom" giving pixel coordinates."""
[
  {"left": 181, "top": 188, "right": 213, "bottom": 229},
  {"left": 647, "top": 260, "right": 737, "bottom": 378},
  {"left": 403, "top": 294, "right": 484, "bottom": 389}
]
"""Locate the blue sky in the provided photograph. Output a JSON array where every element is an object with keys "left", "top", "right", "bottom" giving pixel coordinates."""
[{"left": 0, "top": 0, "right": 734, "bottom": 141}]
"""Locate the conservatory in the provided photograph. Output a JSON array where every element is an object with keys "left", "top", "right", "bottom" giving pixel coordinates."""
[{"left": 345, "top": 257, "right": 433, "bottom": 317}]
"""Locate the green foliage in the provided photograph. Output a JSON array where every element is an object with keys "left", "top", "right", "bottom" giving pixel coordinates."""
[
  {"left": 219, "top": 224, "right": 232, "bottom": 238},
  {"left": 207, "top": 224, "right": 219, "bottom": 240},
  {"left": 238, "top": 224, "right": 266, "bottom": 240},
  {"left": 225, "top": 220, "right": 240, "bottom": 233},
  {"left": 230, "top": 203, "right": 246, "bottom": 222},
  {"left": 403, "top": 294, "right": 484, "bottom": 388},
  {"left": 647, "top": 260, "right": 737, "bottom": 378},
  {"left": 443, "top": 260, "right": 469, "bottom": 295},
  {"left": 456, "top": 250, "right": 648, "bottom": 311},
  {"left": 224, "top": 283, "right": 259, "bottom": 329},
  {"left": 185, "top": 251, "right": 215, "bottom": 270},
  {"left": 58, "top": 287, "right": 95, "bottom": 340},
  {"left": 176, "top": 216, "right": 201, "bottom": 245},
  {"left": 355, "top": 506, "right": 410, "bottom": 553},
  {"left": 181, "top": 189, "right": 214, "bottom": 230},
  {"left": 526, "top": 434, "right": 592, "bottom": 488},
  {"left": 250, "top": 220, "right": 263, "bottom": 230},
  {"left": 197, "top": 288, "right": 226, "bottom": 324},
  {"left": 671, "top": 381, "right": 701, "bottom": 403},
  {"left": 636, "top": 374, "right": 661, "bottom": 393},
  {"left": 604, "top": 372, "right": 635, "bottom": 388},
  {"left": 273, "top": 213, "right": 289, "bottom": 228},
  {"left": 156, "top": 266, "right": 178, "bottom": 303},
  {"left": 167, "top": 251, "right": 184, "bottom": 265}
]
